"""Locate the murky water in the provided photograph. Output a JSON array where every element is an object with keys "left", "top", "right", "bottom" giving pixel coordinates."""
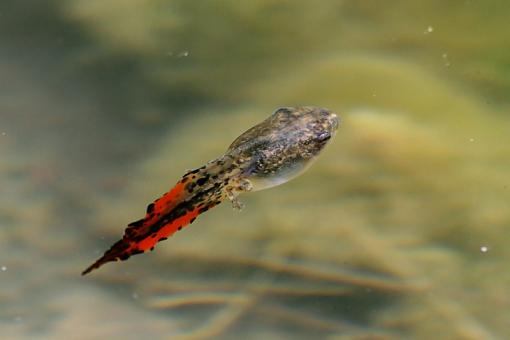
[{"left": 1, "top": 1, "right": 509, "bottom": 339}]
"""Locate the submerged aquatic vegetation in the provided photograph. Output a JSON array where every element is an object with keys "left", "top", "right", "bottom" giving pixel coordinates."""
[{"left": 2, "top": 1, "right": 510, "bottom": 338}]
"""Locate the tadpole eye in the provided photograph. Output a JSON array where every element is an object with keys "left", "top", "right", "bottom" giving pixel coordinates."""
[{"left": 317, "top": 132, "right": 331, "bottom": 143}]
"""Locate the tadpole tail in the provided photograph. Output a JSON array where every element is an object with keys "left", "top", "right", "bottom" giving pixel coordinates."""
[{"left": 82, "top": 157, "right": 234, "bottom": 275}]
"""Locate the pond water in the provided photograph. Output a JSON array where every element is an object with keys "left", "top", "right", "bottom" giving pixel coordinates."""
[{"left": 1, "top": 1, "right": 509, "bottom": 339}]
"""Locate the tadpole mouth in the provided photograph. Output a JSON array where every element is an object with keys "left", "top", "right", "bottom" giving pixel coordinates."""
[{"left": 329, "top": 113, "right": 339, "bottom": 131}]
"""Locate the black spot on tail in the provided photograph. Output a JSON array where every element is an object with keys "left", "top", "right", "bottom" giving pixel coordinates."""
[
  {"left": 119, "top": 254, "right": 130, "bottom": 261},
  {"left": 128, "top": 219, "right": 144, "bottom": 227},
  {"left": 184, "top": 168, "right": 201, "bottom": 177},
  {"left": 196, "top": 174, "right": 209, "bottom": 186},
  {"left": 146, "top": 203, "right": 155, "bottom": 214}
]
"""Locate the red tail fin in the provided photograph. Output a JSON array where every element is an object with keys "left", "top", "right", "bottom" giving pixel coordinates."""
[{"left": 82, "top": 168, "right": 223, "bottom": 275}]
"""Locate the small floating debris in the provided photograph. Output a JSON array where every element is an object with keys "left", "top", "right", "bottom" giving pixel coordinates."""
[
  {"left": 166, "top": 51, "right": 190, "bottom": 58},
  {"left": 424, "top": 26, "right": 434, "bottom": 34},
  {"left": 480, "top": 246, "right": 489, "bottom": 253},
  {"left": 442, "top": 53, "right": 451, "bottom": 67}
]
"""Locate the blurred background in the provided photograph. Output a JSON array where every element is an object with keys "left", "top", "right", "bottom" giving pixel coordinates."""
[{"left": 1, "top": 1, "right": 510, "bottom": 339}]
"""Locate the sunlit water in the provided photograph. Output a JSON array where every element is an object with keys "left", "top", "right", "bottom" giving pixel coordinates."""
[{"left": 1, "top": 1, "right": 510, "bottom": 339}]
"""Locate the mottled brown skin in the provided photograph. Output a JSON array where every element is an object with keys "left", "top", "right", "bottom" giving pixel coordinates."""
[
  {"left": 82, "top": 106, "right": 338, "bottom": 275},
  {"left": 227, "top": 106, "right": 339, "bottom": 193}
]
